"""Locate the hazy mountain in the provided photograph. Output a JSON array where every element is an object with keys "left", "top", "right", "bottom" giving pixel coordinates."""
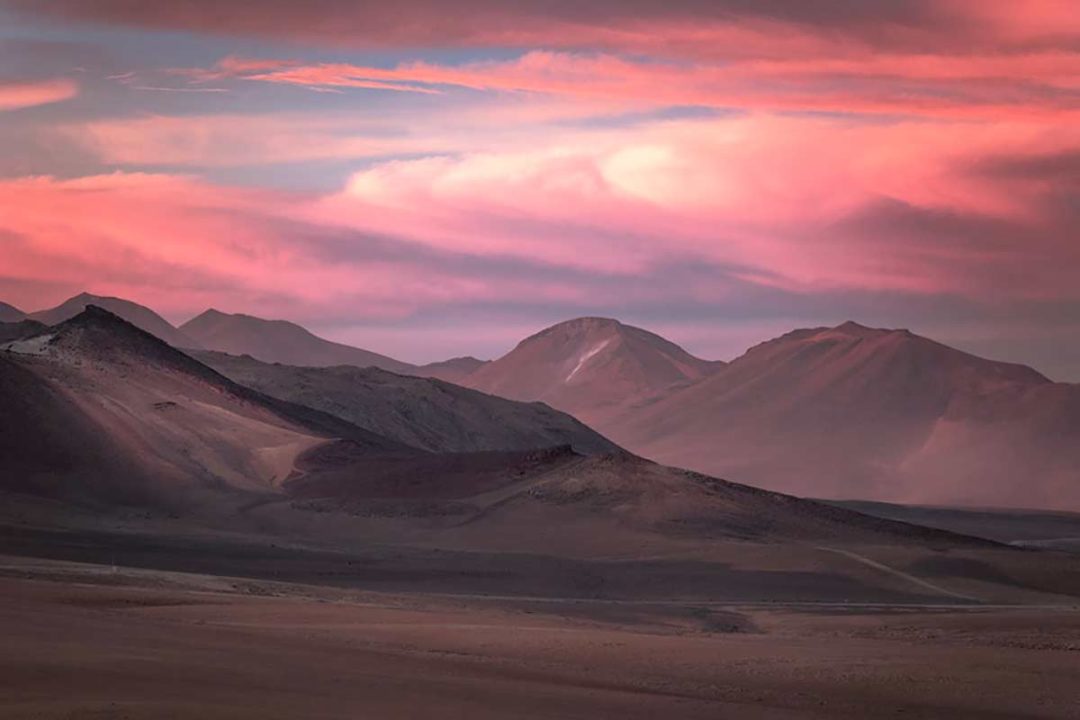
[
  {"left": 181, "top": 309, "right": 415, "bottom": 373},
  {"left": 30, "top": 292, "right": 199, "bottom": 349},
  {"left": 8, "top": 304, "right": 1078, "bottom": 513},
  {"left": 464, "top": 317, "right": 721, "bottom": 425},
  {"left": 0, "top": 307, "right": 409, "bottom": 508},
  {"left": 604, "top": 321, "right": 1080, "bottom": 510},
  {"left": 415, "top": 356, "right": 489, "bottom": 383},
  {"left": 0, "top": 302, "right": 25, "bottom": 322},
  {"left": 194, "top": 350, "right": 616, "bottom": 455}
]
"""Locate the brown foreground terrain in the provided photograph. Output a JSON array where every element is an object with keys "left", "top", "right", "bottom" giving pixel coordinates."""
[
  {"left": 1, "top": 553, "right": 1078, "bottom": 720},
  {"left": 2, "top": 502, "right": 1080, "bottom": 719}
]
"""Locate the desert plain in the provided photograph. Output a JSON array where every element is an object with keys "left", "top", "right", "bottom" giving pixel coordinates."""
[{"left": 1, "top": 506, "right": 1079, "bottom": 720}]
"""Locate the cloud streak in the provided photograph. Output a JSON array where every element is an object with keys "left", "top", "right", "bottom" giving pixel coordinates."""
[
  {"left": 10, "top": 1, "right": 1079, "bottom": 57},
  {"left": 0, "top": 78, "right": 77, "bottom": 111},
  {"left": 195, "top": 49, "right": 1079, "bottom": 121}
]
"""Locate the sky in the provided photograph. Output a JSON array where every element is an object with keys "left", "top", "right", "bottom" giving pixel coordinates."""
[{"left": 0, "top": 1, "right": 1078, "bottom": 378}]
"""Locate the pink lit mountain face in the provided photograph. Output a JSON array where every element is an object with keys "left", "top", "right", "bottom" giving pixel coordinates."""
[
  {"left": 602, "top": 322, "right": 1080, "bottom": 510},
  {"left": 463, "top": 317, "right": 723, "bottom": 426}
]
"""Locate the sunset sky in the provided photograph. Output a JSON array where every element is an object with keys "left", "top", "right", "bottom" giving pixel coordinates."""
[{"left": 1, "top": 1, "right": 1077, "bottom": 377}]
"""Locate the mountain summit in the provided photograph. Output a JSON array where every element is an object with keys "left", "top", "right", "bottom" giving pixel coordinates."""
[{"left": 463, "top": 317, "right": 721, "bottom": 424}]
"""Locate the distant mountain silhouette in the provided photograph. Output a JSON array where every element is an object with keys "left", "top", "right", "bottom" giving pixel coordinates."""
[
  {"left": 181, "top": 309, "right": 414, "bottom": 373},
  {"left": 0, "top": 301, "right": 25, "bottom": 323},
  {"left": 415, "top": 356, "right": 488, "bottom": 382}
]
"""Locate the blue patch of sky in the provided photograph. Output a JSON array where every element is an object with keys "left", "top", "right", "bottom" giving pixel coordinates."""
[
  {"left": 554, "top": 105, "right": 733, "bottom": 129},
  {"left": 2, "top": 13, "right": 522, "bottom": 121},
  {"left": 2, "top": 10, "right": 525, "bottom": 73},
  {"left": 187, "top": 153, "right": 459, "bottom": 192},
  {"left": 777, "top": 108, "right": 916, "bottom": 124}
]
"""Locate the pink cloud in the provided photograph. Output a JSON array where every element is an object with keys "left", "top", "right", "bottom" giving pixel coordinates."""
[
  {"left": 58, "top": 93, "right": 659, "bottom": 167},
  {"left": 218, "top": 61, "right": 443, "bottom": 95},
  {"left": 0, "top": 174, "right": 438, "bottom": 316},
  {"left": 307, "top": 113, "right": 1079, "bottom": 298},
  {"left": 64, "top": 114, "right": 434, "bottom": 166},
  {"left": 0, "top": 173, "right": 604, "bottom": 323},
  {"left": 0, "top": 78, "right": 77, "bottom": 111}
]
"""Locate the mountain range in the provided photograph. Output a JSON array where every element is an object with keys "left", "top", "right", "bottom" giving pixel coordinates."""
[
  {"left": 16, "top": 294, "right": 477, "bottom": 377},
  {"left": 0, "top": 305, "right": 981, "bottom": 558},
  {"left": 28, "top": 292, "right": 200, "bottom": 349},
  {"left": 7, "top": 291, "right": 1079, "bottom": 510}
]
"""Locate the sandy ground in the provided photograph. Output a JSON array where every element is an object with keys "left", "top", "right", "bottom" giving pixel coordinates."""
[{"left": 1, "top": 555, "right": 1078, "bottom": 719}]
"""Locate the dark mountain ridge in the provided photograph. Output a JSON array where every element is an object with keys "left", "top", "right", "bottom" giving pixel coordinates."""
[
  {"left": 29, "top": 292, "right": 199, "bottom": 349},
  {"left": 193, "top": 349, "right": 617, "bottom": 455}
]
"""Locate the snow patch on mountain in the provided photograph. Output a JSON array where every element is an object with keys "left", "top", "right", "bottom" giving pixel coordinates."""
[{"left": 566, "top": 339, "right": 612, "bottom": 382}]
